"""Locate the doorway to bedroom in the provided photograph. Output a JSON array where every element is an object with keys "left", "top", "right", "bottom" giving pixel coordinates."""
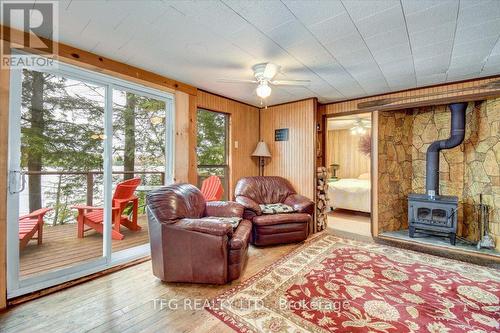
[{"left": 325, "top": 112, "right": 372, "bottom": 239}]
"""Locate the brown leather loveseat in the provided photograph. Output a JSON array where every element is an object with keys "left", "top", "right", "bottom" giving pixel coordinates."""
[
  {"left": 146, "top": 183, "right": 251, "bottom": 284},
  {"left": 235, "top": 176, "right": 314, "bottom": 246}
]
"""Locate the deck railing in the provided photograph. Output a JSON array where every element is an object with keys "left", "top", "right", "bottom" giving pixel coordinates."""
[
  {"left": 25, "top": 167, "right": 227, "bottom": 208},
  {"left": 25, "top": 170, "right": 165, "bottom": 206}
]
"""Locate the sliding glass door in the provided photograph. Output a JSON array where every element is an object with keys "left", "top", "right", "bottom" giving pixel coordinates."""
[{"left": 7, "top": 57, "right": 174, "bottom": 298}]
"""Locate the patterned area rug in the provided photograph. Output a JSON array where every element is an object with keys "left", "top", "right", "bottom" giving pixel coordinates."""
[{"left": 207, "top": 234, "right": 500, "bottom": 332}]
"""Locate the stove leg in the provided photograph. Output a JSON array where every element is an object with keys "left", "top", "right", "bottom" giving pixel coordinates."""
[
  {"left": 450, "top": 233, "right": 456, "bottom": 245},
  {"left": 409, "top": 226, "right": 415, "bottom": 238}
]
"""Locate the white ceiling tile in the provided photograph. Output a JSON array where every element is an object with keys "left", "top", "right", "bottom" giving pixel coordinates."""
[
  {"left": 361, "top": 80, "right": 391, "bottom": 94},
  {"left": 486, "top": 53, "right": 500, "bottom": 66},
  {"left": 224, "top": 0, "right": 294, "bottom": 33},
  {"left": 454, "top": 18, "right": 500, "bottom": 45},
  {"left": 482, "top": 54, "right": 500, "bottom": 74},
  {"left": 386, "top": 75, "right": 415, "bottom": 85},
  {"left": 283, "top": 0, "right": 344, "bottom": 26},
  {"left": 285, "top": 39, "right": 333, "bottom": 67},
  {"left": 66, "top": 0, "right": 130, "bottom": 27},
  {"left": 447, "top": 64, "right": 483, "bottom": 78},
  {"left": 228, "top": 25, "right": 283, "bottom": 60},
  {"left": 308, "top": 12, "right": 357, "bottom": 43},
  {"left": 170, "top": 1, "right": 248, "bottom": 37},
  {"left": 379, "top": 57, "right": 415, "bottom": 76},
  {"left": 414, "top": 54, "right": 451, "bottom": 76},
  {"left": 461, "top": 0, "right": 489, "bottom": 9},
  {"left": 364, "top": 27, "right": 408, "bottom": 51},
  {"left": 416, "top": 73, "right": 448, "bottom": 86},
  {"left": 372, "top": 43, "right": 412, "bottom": 65},
  {"left": 413, "top": 40, "right": 454, "bottom": 60},
  {"left": 449, "top": 53, "right": 487, "bottom": 69},
  {"left": 405, "top": 1, "right": 459, "bottom": 34},
  {"left": 490, "top": 40, "right": 500, "bottom": 56},
  {"left": 342, "top": 0, "right": 399, "bottom": 22},
  {"left": 324, "top": 33, "right": 367, "bottom": 57},
  {"left": 446, "top": 72, "right": 479, "bottom": 82},
  {"left": 457, "top": 0, "right": 500, "bottom": 28},
  {"left": 355, "top": 5, "right": 405, "bottom": 39},
  {"left": 267, "top": 20, "right": 311, "bottom": 48},
  {"left": 452, "top": 36, "right": 498, "bottom": 59},
  {"left": 335, "top": 49, "right": 377, "bottom": 72},
  {"left": 355, "top": 70, "right": 387, "bottom": 83},
  {"left": 409, "top": 22, "right": 455, "bottom": 50},
  {"left": 402, "top": 0, "right": 457, "bottom": 15}
]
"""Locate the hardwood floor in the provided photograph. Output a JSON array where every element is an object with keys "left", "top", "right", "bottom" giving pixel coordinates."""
[
  {"left": 1, "top": 238, "right": 304, "bottom": 332},
  {"left": 327, "top": 209, "right": 372, "bottom": 240},
  {"left": 19, "top": 216, "right": 149, "bottom": 278}
]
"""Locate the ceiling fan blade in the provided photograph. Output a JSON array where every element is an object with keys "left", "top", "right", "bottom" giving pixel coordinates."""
[
  {"left": 216, "top": 78, "right": 257, "bottom": 84},
  {"left": 270, "top": 79, "right": 310, "bottom": 86},
  {"left": 263, "top": 63, "right": 280, "bottom": 80}
]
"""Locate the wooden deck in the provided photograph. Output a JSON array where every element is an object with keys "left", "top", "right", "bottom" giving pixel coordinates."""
[{"left": 19, "top": 216, "right": 149, "bottom": 278}]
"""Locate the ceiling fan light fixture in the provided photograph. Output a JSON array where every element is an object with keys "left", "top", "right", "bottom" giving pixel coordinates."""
[{"left": 256, "top": 82, "right": 271, "bottom": 98}]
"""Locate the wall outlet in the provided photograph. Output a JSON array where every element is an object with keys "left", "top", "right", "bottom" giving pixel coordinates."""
[{"left": 234, "top": 141, "right": 239, "bottom": 149}]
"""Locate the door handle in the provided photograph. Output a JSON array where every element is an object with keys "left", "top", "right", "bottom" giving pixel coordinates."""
[{"left": 8, "top": 170, "right": 26, "bottom": 194}]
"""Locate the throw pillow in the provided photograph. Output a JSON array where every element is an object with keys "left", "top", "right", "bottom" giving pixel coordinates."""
[
  {"left": 259, "top": 203, "right": 295, "bottom": 214},
  {"left": 205, "top": 216, "right": 242, "bottom": 229}
]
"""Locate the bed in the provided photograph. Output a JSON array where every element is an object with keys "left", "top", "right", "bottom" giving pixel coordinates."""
[{"left": 328, "top": 173, "right": 371, "bottom": 213}]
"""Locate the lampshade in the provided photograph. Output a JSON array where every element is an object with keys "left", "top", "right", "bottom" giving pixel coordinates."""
[{"left": 252, "top": 141, "right": 271, "bottom": 157}]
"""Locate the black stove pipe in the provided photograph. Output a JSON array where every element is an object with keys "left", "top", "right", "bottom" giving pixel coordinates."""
[{"left": 425, "top": 102, "right": 468, "bottom": 198}]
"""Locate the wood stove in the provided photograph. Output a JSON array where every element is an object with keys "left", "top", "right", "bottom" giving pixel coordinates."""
[
  {"left": 408, "top": 194, "right": 458, "bottom": 245},
  {"left": 407, "top": 102, "right": 467, "bottom": 245}
]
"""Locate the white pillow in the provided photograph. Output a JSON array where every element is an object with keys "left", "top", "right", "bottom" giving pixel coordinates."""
[{"left": 358, "top": 172, "right": 370, "bottom": 180}]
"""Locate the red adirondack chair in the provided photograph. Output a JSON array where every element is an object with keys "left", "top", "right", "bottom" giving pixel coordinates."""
[
  {"left": 19, "top": 208, "right": 52, "bottom": 250},
  {"left": 73, "top": 177, "right": 142, "bottom": 240},
  {"left": 200, "top": 175, "right": 223, "bottom": 201}
]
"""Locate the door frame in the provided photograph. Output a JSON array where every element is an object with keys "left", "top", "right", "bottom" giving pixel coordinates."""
[
  {"left": 322, "top": 111, "right": 376, "bottom": 237},
  {"left": 6, "top": 55, "right": 175, "bottom": 298}
]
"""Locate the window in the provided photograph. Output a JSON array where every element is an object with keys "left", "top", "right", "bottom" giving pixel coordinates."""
[{"left": 196, "top": 109, "right": 229, "bottom": 200}]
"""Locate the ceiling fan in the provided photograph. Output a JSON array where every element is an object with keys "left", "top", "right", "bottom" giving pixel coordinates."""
[
  {"left": 329, "top": 117, "right": 371, "bottom": 134},
  {"left": 217, "top": 63, "right": 310, "bottom": 100},
  {"left": 350, "top": 118, "right": 371, "bottom": 135}
]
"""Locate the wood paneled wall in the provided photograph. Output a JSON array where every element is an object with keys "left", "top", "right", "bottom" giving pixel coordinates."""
[
  {"left": 322, "top": 76, "right": 500, "bottom": 115},
  {"left": 196, "top": 91, "right": 260, "bottom": 198},
  {"left": 326, "top": 129, "right": 371, "bottom": 179},
  {"left": 174, "top": 91, "right": 198, "bottom": 184},
  {"left": 260, "top": 99, "right": 317, "bottom": 200}
]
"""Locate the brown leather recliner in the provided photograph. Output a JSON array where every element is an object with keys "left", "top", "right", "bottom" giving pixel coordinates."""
[
  {"left": 235, "top": 176, "right": 314, "bottom": 246},
  {"left": 146, "top": 183, "right": 251, "bottom": 284}
]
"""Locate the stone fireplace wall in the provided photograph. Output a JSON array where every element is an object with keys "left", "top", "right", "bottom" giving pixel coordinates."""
[
  {"left": 378, "top": 98, "right": 500, "bottom": 247},
  {"left": 463, "top": 99, "right": 499, "bottom": 244},
  {"left": 377, "top": 110, "right": 413, "bottom": 233}
]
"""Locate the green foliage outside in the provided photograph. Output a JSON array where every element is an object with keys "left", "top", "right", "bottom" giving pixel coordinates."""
[
  {"left": 21, "top": 69, "right": 166, "bottom": 225},
  {"left": 196, "top": 109, "right": 227, "bottom": 166}
]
